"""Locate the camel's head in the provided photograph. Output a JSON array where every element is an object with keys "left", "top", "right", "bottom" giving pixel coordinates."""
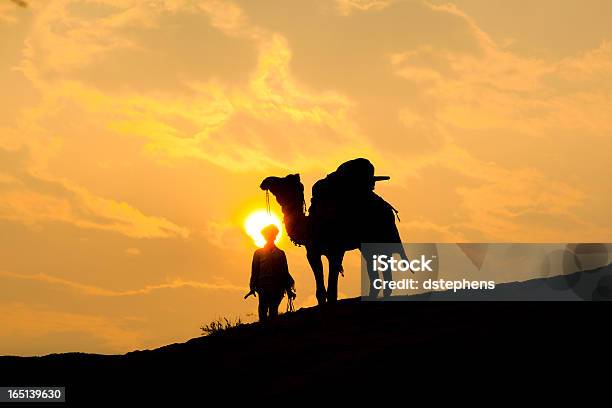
[{"left": 260, "top": 174, "right": 304, "bottom": 210}]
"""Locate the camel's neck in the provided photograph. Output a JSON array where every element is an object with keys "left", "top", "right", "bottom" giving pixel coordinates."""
[
  {"left": 275, "top": 196, "right": 309, "bottom": 246},
  {"left": 283, "top": 202, "right": 309, "bottom": 246}
]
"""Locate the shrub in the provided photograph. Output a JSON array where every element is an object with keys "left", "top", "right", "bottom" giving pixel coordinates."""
[{"left": 200, "top": 317, "right": 243, "bottom": 336}]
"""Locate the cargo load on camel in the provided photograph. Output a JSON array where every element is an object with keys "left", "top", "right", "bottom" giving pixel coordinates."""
[{"left": 309, "top": 158, "right": 397, "bottom": 247}]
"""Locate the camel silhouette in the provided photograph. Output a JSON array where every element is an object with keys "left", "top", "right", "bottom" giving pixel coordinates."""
[{"left": 260, "top": 158, "right": 407, "bottom": 304}]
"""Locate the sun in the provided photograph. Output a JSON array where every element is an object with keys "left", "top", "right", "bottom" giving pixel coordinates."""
[{"left": 244, "top": 210, "right": 283, "bottom": 247}]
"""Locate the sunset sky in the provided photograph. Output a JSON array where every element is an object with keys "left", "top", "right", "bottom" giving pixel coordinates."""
[{"left": 1, "top": 0, "right": 611, "bottom": 355}]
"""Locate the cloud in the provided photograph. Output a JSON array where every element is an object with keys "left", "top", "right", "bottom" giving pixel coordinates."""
[
  {"left": 0, "top": 301, "right": 145, "bottom": 355},
  {"left": 10, "top": 0, "right": 28, "bottom": 8},
  {"left": 206, "top": 219, "right": 246, "bottom": 250},
  {"left": 18, "top": 0, "right": 195, "bottom": 82},
  {"left": 10, "top": 0, "right": 371, "bottom": 175},
  {"left": 391, "top": 38, "right": 612, "bottom": 138},
  {"left": 0, "top": 5, "right": 16, "bottom": 24},
  {"left": 398, "top": 218, "right": 467, "bottom": 242},
  {"left": 0, "top": 270, "right": 246, "bottom": 297},
  {"left": 197, "top": 0, "right": 264, "bottom": 40},
  {"left": 125, "top": 247, "right": 141, "bottom": 256},
  {"left": 0, "top": 0, "right": 27, "bottom": 24},
  {"left": 6, "top": 0, "right": 612, "bottom": 241},
  {"left": 385, "top": 142, "right": 589, "bottom": 241},
  {"left": 335, "top": 0, "right": 394, "bottom": 15},
  {"left": 368, "top": 1, "right": 612, "bottom": 240},
  {"left": 0, "top": 146, "right": 189, "bottom": 238},
  {"left": 447, "top": 147, "right": 588, "bottom": 240}
]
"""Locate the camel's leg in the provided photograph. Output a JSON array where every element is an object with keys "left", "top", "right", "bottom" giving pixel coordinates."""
[
  {"left": 307, "top": 247, "right": 326, "bottom": 305},
  {"left": 361, "top": 247, "right": 380, "bottom": 299},
  {"left": 326, "top": 252, "right": 345, "bottom": 304}
]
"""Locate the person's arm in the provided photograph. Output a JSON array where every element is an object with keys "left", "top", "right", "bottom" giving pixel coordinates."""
[
  {"left": 281, "top": 251, "right": 295, "bottom": 296},
  {"left": 250, "top": 250, "right": 260, "bottom": 291}
]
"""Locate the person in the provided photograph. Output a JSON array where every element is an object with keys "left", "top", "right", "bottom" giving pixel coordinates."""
[{"left": 249, "top": 224, "right": 296, "bottom": 322}]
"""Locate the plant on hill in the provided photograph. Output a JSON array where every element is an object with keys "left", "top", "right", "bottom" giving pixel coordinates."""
[{"left": 200, "top": 317, "right": 243, "bottom": 336}]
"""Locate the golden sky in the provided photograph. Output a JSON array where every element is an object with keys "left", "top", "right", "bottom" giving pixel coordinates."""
[{"left": 1, "top": 0, "right": 611, "bottom": 355}]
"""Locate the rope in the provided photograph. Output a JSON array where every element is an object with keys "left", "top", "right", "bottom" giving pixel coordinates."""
[
  {"left": 391, "top": 205, "right": 401, "bottom": 222},
  {"left": 265, "top": 190, "right": 271, "bottom": 216},
  {"left": 286, "top": 295, "right": 295, "bottom": 313}
]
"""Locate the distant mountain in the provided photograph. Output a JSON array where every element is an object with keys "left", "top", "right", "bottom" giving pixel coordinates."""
[{"left": 1, "top": 265, "right": 610, "bottom": 403}]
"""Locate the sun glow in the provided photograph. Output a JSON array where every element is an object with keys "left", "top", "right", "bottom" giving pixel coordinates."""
[{"left": 244, "top": 210, "right": 283, "bottom": 247}]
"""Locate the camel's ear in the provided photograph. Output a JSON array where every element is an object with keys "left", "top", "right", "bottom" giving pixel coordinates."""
[{"left": 290, "top": 173, "right": 300, "bottom": 181}]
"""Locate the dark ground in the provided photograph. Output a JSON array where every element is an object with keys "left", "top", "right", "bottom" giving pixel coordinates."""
[{"left": 1, "top": 267, "right": 611, "bottom": 404}]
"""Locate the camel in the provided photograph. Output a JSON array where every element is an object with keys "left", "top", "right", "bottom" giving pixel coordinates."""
[{"left": 260, "top": 158, "right": 408, "bottom": 305}]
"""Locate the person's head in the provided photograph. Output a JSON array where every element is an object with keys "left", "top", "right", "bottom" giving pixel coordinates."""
[{"left": 261, "top": 224, "right": 279, "bottom": 246}]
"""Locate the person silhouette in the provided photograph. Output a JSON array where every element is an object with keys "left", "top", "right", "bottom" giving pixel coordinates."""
[{"left": 248, "top": 224, "right": 296, "bottom": 322}]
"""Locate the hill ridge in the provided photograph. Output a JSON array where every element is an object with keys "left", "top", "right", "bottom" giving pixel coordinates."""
[{"left": 0, "top": 265, "right": 610, "bottom": 401}]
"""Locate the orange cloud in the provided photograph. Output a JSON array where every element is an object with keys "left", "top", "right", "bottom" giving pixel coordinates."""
[
  {"left": 0, "top": 270, "right": 245, "bottom": 297},
  {"left": 0, "top": 302, "right": 146, "bottom": 355},
  {"left": 0, "top": 147, "right": 189, "bottom": 238},
  {"left": 6, "top": 0, "right": 612, "bottom": 242},
  {"left": 11, "top": 0, "right": 371, "bottom": 175},
  {"left": 0, "top": 1, "right": 28, "bottom": 24},
  {"left": 335, "top": 0, "right": 393, "bottom": 15}
]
